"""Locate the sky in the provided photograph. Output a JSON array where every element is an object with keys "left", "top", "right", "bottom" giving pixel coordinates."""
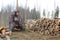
[{"left": 0, "top": 0, "right": 60, "bottom": 18}]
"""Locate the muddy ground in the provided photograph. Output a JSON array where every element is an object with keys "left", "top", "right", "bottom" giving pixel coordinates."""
[{"left": 3, "top": 31, "right": 60, "bottom": 40}]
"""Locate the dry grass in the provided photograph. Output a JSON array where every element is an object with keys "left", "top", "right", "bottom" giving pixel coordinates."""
[{"left": 7, "top": 31, "right": 60, "bottom": 40}]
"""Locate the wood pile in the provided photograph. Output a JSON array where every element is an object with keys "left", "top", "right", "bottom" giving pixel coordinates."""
[
  {"left": 31, "top": 18, "right": 60, "bottom": 36},
  {"left": 25, "top": 19, "right": 36, "bottom": 31},
  {"left": 25, "top": 18, "right": 60, "bottom": 36}
]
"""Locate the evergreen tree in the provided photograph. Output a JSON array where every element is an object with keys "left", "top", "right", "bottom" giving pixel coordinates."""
[{"left": 54, "top": 6, "right": 59, "bottom": 18}]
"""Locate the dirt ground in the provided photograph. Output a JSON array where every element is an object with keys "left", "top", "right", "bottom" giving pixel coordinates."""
[{"left": 4, "top": 31, "right": 60, "bottom": 40}]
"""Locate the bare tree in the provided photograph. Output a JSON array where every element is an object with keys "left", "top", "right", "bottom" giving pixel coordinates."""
[{"left": 43, "top": 9, "right": 46, "bottom": 18}]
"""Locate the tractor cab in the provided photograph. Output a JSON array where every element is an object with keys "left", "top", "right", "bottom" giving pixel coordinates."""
[{"left": 13, "top": 11, "right": 20, "bottom": 22}]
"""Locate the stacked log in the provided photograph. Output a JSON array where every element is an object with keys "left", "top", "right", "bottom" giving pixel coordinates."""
[
  {"left": 25, "top": 19, "right": 36, "bottom": 31},
  {"left": 31, "top": 18, "right": 60, "bottom": 36},
  {"left": 25, "top": 18, "right": 60, "bottom": 36}
]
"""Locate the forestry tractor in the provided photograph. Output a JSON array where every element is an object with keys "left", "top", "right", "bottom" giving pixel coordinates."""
[
  {"left": 9, "top": 0, "right": 25, "bottom": 31},
  {"left": 9, "top": 11, "right": 24, "bottom": 31}
]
